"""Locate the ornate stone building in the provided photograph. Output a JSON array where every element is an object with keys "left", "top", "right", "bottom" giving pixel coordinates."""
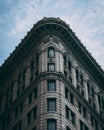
[{"left": 0, "top": 17, "right": 104, "bottom": 130}]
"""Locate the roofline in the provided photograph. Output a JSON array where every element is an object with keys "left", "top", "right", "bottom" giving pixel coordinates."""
[{"left": 0, "top": 17, "right": 104, "bottom": 90}]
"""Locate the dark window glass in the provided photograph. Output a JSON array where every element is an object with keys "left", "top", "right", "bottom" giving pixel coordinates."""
[
  {"left": 48, "top": 48, "right": 55, "bottom": 58},
  {"left": 48, "top": 80, "right": 56, "bottom": 91},
  {"left": 80, "top": 120, "right": 89, "bottom": 130},
  {"left": 83, "top": 107, "right": 86, "bottom": 118},
  {"left": 81, "top": 90, "right": 84, "bottom": 97},
  {"left": 65, "top": 87, "right": 69, "bottom": 99},
  {"left": 66, "top": 106, "right": 75, "bottom": 124},
  {"left": 28, "top": 93, "right": 32, "bottom": 104},
  {"left": 47, "top": 119, "right": 56, "bottom": 130},
  {"left": 63, "top": 55, "right": 66, "bottom": 66},
  {"left": 76, "top": 69, "right": 79, "bottom": 80},
  {"left": 23, "top": 68, "right": 26, "bottom": 81},
  {"left": 33, "top": 105, "right": 37, "bottom": 120},
  {"left": 91, "top": 87, "right": 94, "bottom": 98},
  {"left": 66, "top": 106, "right": 69, "bottom": 119},
  {"left": 30, "top": 60, "right": 34, "bottom": 72},
  {"left": 48, "top": 63, "right": 55, "bottom": 71},
  {"left": 80, "top": 74, "right": 83, "bottom": 85},
  {"left": 70, "top": 93, "right": 74, "bottom": 104},
  {"left": 66, "top": 126, "right": 71, "bottom": 130},
  {"left": 69, "top": 76, "right": 72, "bottom": 83},
  {"left": 36, "top": 55, "right": 39, "bottom": 66},
  {"left": 90, "top": 115, "right": 94, "bottom": 127},
  {"left": 34, "top": 87, "right": 37, "bottom": 99},
  {"left": 87, "top": 82, "right": 90, "bottom": 93},
  {"left": 64, "top": 71, "right": 67, "bottom": 77},
  {"left": 68, "top": 61, "right": 71, "bottom": 71},
  {"left": 47, "top": 98, "right": 56, "bottom": 111},
  {"left": 27, "top": 111, "right": 31, "bottom": 125},
  {"left": 78, "top": 102, "right": 82, "bottom": 113}
]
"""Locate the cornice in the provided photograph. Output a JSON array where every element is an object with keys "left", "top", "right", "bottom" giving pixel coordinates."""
[{"left": 0, "top": 17, "right": 104, "bottom": 91}]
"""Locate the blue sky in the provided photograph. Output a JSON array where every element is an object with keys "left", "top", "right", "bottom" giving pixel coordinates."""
[{"left": 0, "top": 0, "right": 104, "bottom": 69}]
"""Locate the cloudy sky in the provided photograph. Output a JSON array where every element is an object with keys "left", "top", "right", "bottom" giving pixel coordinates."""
[{"left": 0, "top": 0, "right": 104, "bottom": 69}]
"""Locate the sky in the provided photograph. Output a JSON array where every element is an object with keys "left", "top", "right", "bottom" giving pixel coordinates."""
[{"left": 0, "top": 0, "right": 104, "bottom": 70}]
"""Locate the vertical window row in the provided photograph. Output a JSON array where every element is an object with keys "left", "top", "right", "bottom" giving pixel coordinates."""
[
  {"left": 78, "top": 101, "right": 87, "bottom": 118},
  {"left": 5, "top": 83, "right": 14, "bottom": 109},
  {"left": 27, "top": 105, "right": 37, "bottom": 126},
  {"left": 65, "top": 87, "right": 74, "bottom": 105},
  {"left": 28, "top": 87, "right": 37, "bottom": 105},
  {"left": 47, "top": 47, "right": 55, "bottom": 71},
  {"left": 63, "top": 54, "right": 72, "bottom": 82},
  {"left": 30, "top": 55, "right": 39, "bottom": 82},
  {"left": 17, "top": 68, "right": 26, "bottom": 97},
  {"left": 65, "top": 105, "right": 75, "bottom": 125}
]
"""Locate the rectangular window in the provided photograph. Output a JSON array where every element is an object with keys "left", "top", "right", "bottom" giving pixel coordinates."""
[
  {"left": 87, "top": 82, "right": 90, "bottom": 93},
  {"left": 70, "top": 93, "right": 74, "bottom": 104},
  {"left": 68, "top": 61, "right": 71, "bottom": 71},
  {"left": 90, "top": 115, "right": 94, "bottom": 127},
  {"left": 28, "top": 93, "right": 32, "bottom": 104},
  {"left": 34, "top": 87, "right": 37, "bottom": 99},
  {"left": 80, "top": 120, "right": 89, "bottom": 130},
  {"left": 78, "top": 102, "right": 82, "bottom": 113},
  {"left": 66, "top": 126, "right": 71, "bottom": 130},
  {"left": 66, "top": 106, "right": 75, "bottom": 125},
  {"left": 48, "top": 63, "right": 55, "bottom": 71},
  {"left": 63, "top": 55, "right": 66, "bottom": 66},
  {"left": 64, "top": 71, "right": 67, "bottom": 77},
  {"left": 76, "top": 69, "right": 79, "bottom": 81},
  {"left": 48, "top": 80, "right": 56, "bottom": 91},
  {"left": 47, "top": 98, "right": 56, "bottom": 111},
  {"left": 27, "top": 111, "right": 32, "bottom": 125},
  {"left": 48, "top": 48, "right": 55, "bottom": 58},
  {"left": 36, "top": 55, "right": 39, "bottom": 66},
  {"left": 65, "top": 87, "right": 69, "bottom": 99},
  {"left": 33, "top": 105, "right": 37, "bottom": 120},
  {"left": 47, "top": 119, "right": 56, "bottom": 130},
  {"left": 80, "top": 74, "right": 83, "bottom": 85},
  {"left": 83, "top": 107, "right": 87, "bottom": 118}
]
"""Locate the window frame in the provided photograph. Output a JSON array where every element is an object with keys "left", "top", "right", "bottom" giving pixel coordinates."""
[
  {"left": 48, "top": 63, "right": 55, "bottom": 71},
  {"left": 47, "top": 80, "right": 56, "bottom": 91},
  {"left": 48, "top": 47, "right": 55, "bottom": 58},
  {"left": 47, "top": 98, "right": 56, "bottom": 111},
  {"left": 47, "top": 119, "right": 57, "bottom": 130}
]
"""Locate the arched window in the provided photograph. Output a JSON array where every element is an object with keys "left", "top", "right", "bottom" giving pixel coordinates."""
[{"left": 48, "top": 47, "right": 55, "bottom": 58}]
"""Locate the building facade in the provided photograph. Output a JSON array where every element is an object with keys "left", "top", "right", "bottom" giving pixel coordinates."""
[{"left": 0, "top": 17, "right": 104, "bottom": 130}]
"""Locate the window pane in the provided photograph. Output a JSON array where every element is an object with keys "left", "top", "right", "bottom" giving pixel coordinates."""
[
  {"left": 66, "top": 126, "right": 71, "bottom": 130},
  {"left": 48, "top": 48, "right": 55, "bottom": 58},
  {"left": 48, "top": 99, "right": 56, "bottom": 111},
  {"left": 48, "top": 80, "right": 56, "bottom": 91},
  {"left": 47, "top": 119, "right": 56, "bottom": 130},
  {"left": 48, "top": 63, "right": 55, "bottom": 71}
]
